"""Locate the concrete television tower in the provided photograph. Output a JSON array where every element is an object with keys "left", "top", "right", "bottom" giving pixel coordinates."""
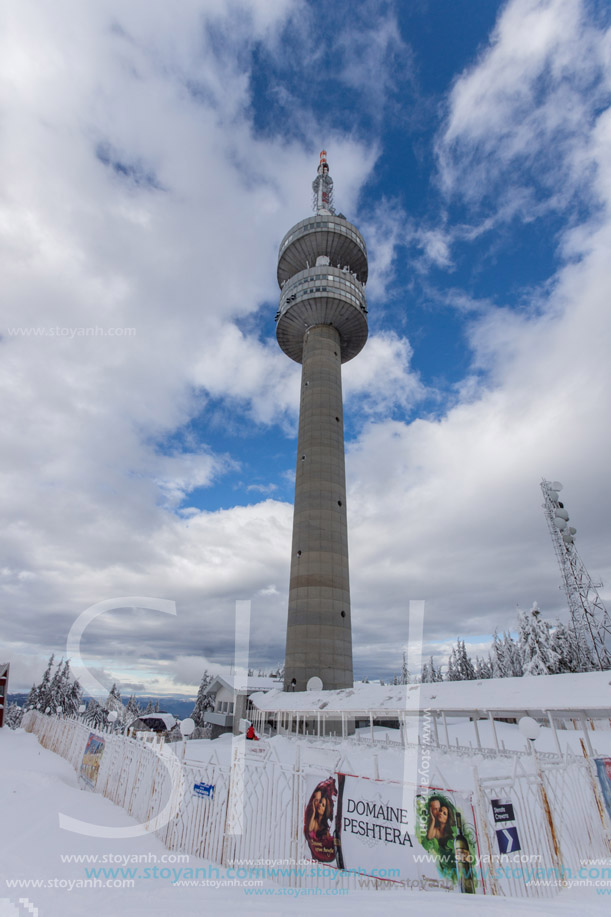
[{"left": 276, "top": 152, "right": 368, "bottom": 691}]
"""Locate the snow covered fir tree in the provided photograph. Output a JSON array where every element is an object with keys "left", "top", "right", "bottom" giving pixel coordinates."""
[
  {"left": 417, "top": 602, "right": 604, "bottom": 683},
  {"left": 25, "top": 655, "right": 83, "bottom": 716}
]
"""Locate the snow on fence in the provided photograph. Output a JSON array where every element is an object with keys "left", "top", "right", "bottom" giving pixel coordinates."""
[{"left": 22, "top": 711, "right": 611, "bottom": 896}]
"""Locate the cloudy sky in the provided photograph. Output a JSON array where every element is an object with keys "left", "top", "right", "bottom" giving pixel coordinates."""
[{"left": 2, "top": 0, "right": 611, "bottom": 695}]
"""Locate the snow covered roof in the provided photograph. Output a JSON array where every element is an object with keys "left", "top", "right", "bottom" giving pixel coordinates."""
[
  {"left": 249, "top": 670, "right": 611, "bottom": 719},
  {"left": 131, "top": 713, "right": 177, "bottom": 731},
  {"left": 204, "top": 675, "right": 283, "bottom": 696}
]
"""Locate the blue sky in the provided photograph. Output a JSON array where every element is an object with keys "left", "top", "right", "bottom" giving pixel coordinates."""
[{"left": 2, "top": 0, "right": 611, "bottom": 694}]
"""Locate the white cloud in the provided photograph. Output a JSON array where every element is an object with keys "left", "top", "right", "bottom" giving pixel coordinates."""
[
  {"left": 343, "top": 331, "right": 424, "bottom": 416},
  {"left": 437, "top": 0, "right": 608, "bottom": 209}
]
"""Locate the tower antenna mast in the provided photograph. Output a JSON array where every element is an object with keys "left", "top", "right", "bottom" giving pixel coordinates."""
[{"left": 541, "top": 479, "right": 611, "bottom": 670}]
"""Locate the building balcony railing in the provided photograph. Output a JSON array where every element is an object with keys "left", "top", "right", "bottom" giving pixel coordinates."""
[{"left": 276, "top": 265, "right": 368, "bottom": 323}]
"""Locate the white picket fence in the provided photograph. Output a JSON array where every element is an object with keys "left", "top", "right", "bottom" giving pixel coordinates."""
[{"left": 22, "top": 711, "right": 611, "bottom": 896}]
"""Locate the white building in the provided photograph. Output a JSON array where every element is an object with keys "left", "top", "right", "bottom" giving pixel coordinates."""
[{"left": 203, "top": 675, "right": 282, "bottom": 736}]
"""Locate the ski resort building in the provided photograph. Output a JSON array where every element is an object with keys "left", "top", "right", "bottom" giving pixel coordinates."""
[
  {"left": 249, "top": 670, "right": 611, "bottom": 755},
  {"left": 202, "top": 675, "right": 282, "bottom": 737}
]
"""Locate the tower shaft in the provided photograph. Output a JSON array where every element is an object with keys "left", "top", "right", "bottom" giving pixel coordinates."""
[{"left": 285, "top": 325, "right": 353, "bottom": 691}]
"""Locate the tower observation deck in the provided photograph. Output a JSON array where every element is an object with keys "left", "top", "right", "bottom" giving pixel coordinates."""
[{"left": 276, "top": 152, "right": 368, "bottom": 692}]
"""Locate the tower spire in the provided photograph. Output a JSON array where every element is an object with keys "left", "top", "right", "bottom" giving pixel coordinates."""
[{"left": 312, "top": 150, "right": 335, "bottom": 214}]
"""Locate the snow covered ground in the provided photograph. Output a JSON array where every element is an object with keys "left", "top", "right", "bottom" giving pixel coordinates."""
[{"left": 2, "top": 726, "right": 611, "bottom": 916}]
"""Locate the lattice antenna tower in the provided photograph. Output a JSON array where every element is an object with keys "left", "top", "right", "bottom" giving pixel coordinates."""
[{"left": 541, "top": 479, "right": 611, "bottom": 670}]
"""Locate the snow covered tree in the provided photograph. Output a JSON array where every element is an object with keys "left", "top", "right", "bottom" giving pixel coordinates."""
[
  {"left": 490, "top": 630, "right": 509, "bottom": 678},
  {"left": 25, "top": 683, "right": 38, "bottom": 710},
  {"left": 126, "top": 695, "right": 141, "bottom": 721},
  {"left": 550, "top": 622, "right": 575, "bottom": 673},
  {"left": 104, "top": 683, "right": 126, "bottom": 722},
  {"left": 35, "top": 654, "right": 55, "bottom": 711},
  {"left": 27, "top": 655, "right": 81, "bottom": 716},
  {"left": 456, "top": 640, "right": 476, "bottom": 680},
  {"left": 83, "top": 698, "right": 108, "bottom": 729},
  {"left": 401, "top": 651, "right": 410, "bottom": 685},
  {"left": 446, "top": 647, "right": 459, "bottom": 681},
  {"left": 474, "top": 656, "right": 492, "bottom": 679},
  {"left": 503, "top": 633, "right": 524, "bottom": 677},
  {"left": 446, "top": 640, "right": 476, "bottom": 680},
  {"left": 48, "top": 659, "right": 65, "bottom": 712},
  {"left": 6, "top": 702, "right": 24, "bottom": 729},
  {"left": 191, "top": 671, "right": 215, "bottom": 727},
  {"left": 421, "top": 656, "right": 442, "bottom": 683},
  {"left": 143, "top": 700, "right": 154, "bottom": 715},
  {"left": 54, "top": 660, "right": 82, "bottom": 716},
  {"left": 518, "top": 606, "right": 560, "bottom": 676}
]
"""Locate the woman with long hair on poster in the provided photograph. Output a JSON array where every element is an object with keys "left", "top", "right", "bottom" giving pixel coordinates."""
[{"left": 304, "top": 778, "right": 337, "bottom": 863}]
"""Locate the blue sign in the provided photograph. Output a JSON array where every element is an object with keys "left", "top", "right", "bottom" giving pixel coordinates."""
[
  {"left": 496, "top": 826, "right": 521, "bottom": 854},
  {"left": 193, "top": 781, "right": 215, "bottom": 799}
]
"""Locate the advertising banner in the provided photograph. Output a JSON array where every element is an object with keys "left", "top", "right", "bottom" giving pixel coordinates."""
[
  {"left": 303, "top": 774, "right": 342, "bottom": 866},
  {"left": 594, "top": 758, "right": 611, "bottom": 821},
  {"left": 80, "top": 732, "right": 105, "bottom": 789},
  {"left": 302, "top": 773, "right": 481, "bottom": 892}
]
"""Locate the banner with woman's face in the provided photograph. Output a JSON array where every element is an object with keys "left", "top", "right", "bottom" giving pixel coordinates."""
[{"left": 301, "top": 773, "right": 481, "bottom": 892}]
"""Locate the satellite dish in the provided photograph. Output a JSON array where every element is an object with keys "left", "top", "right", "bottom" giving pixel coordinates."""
[
  {"left": 519, "top": 716, "right": 540, "bottom": 741},
  {"left": 554, "top": 517, "right": 567, "bottom": 531},
  {"left": 562, "top": 531, "right": 574, "bottom": 544},
  {"left": 555, "top": 508, "right": 569, "bottom": 521},
  {"left": 180, "top": 717, "right": 196, "bottom": 736},
  {"left": 569, "top": 526, "right": 577, "bottom": 535},
  {"left": 551, "top": 481, "right": 563, "bottom": 492},
  {"left": 548, "top": 490, "right": 559, "bottom": 503},
  {"left": 306, "top": 676, "right": 323, "bottom": 691}
]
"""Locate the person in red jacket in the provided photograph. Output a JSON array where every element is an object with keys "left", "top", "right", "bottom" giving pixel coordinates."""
[{"left": 246, "top": 723, "right": 259, "bottom": 740}]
